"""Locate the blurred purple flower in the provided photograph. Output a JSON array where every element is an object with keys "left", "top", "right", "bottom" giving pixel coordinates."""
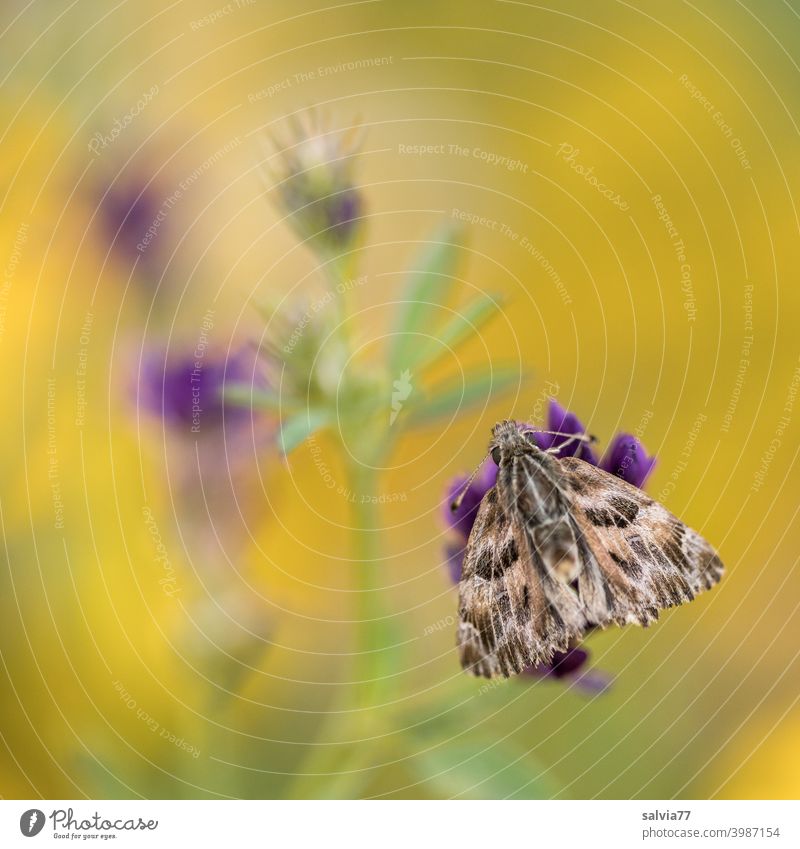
[
  {"left": 280, "top": 181, "right": 363, "bottom": 251},
  {"left": 444, "top": 540, "right": 467, "bottom": 585},
  {"left": 140, "top": 347, "right": 258, "bottom": 435},
  {"left": 443, "top": 459, "right": 497, "bottom": 542},
  {"left": 522, "top": 646, "right": 611, "bottom": 694},
  {"left": 442, "top": 399, "right": 658, "bottom": 690},
  {"left": 266, "top": 112, "right": 366, "bottom": 254},
  {"left": 99, "top": 177, "right": 168, "bottom": 278}
]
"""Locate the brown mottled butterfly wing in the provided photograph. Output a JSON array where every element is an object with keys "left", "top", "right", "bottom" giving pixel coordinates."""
[
  {"left": 561, "top": 456, "right": 724, "bottom": 628},
  {"left": 457, "top": 486, "right": 554, "bottom": 678},
  {"left": 457, "top": 426, "right": 724, "bottom": 679},
  {"left": 457, "top": 488, "right": 515, "bottom": 678},
  {"left": 457, "top": 455, "right": 597, "bottom": 678}
]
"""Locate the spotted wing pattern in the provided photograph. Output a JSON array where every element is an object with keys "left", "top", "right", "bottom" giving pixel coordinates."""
[
  {"left": 457, "top": 486, "right": 550, "bottom": 678},
  {"left": 561, "top": 456, "right": 724, "bottom": 629}
]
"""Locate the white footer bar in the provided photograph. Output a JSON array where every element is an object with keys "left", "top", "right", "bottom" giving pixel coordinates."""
[{"left": 1, "top": 800, "right": 797, "bottom": 848}]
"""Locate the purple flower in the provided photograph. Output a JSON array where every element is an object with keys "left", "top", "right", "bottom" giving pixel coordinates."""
[
  {"left": 442, "top": 399, "right": 658, "bottom": 690},
  {"left": 444, "top": 540, "right": 468, "bottom": 585},
  {"left": 443, "top": 459, "right": 498, "bottom": 543},
  {"left": 266, "top": 112, "right": 366, "bottom": 254},
  {"left": 443, "top": 460, "right": 497, "bottom": 584},
  {"left": 98, "top": 176, "right": 169, "bottom": 279},
  {"left": 140, "top": 347, "right": 259, "bottom": 435},
  {"left": 522, "top": 646, "right": 611, "bottom": 694},
  {"left": 327, "top": 188, "right": 362, "bottom": 247},
  {"left": 601, "top": 433, "right": 656, "bottom": 488},
  {"left": 533, "top": 645, "right": 589, "bottom": 678},
  {"left": 531, "top": 399, "right": 598, "bottom": 463},
  {"left": 281, "top": 181, "right": 363, "bottom": 251}
]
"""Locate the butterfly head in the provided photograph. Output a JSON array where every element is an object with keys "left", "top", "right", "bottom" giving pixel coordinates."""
[{"left": 489, "top": 420, "right": 539, "bottom": 465}]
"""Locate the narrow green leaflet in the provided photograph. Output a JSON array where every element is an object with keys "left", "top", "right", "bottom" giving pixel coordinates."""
[
  {"left": 70, "top": 750, "right": 147, "bottom": 799},
  {"left": 408, "top": 293, "right": 505, "bottom": 373},
  {"left": 403, "top": 368, "right": 520, "bottom": 429},
  {"left": 223, "top": 384, "right": 288, "bottom": 413},
  {"left": 204, "top": 640, "right": 272, "bottom": 713},
  {"left": 250, "top": 298, "right": 277, "bottom": 324},
  {"left": 390, "top": 221, "right": 464, "bottom": 372},
  {"left": 279, "top": 408, "right": 332, "bottom": 453}
]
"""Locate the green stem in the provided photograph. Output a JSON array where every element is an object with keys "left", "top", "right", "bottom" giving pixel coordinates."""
[
  {"left": 282, "top": 460, "right": 385, "bottom": 799},
  {"left": 320, "top": 249, "right": 355, "bottom": 346},
  {"left": 348, "top": 460, "right": 385, "bottom": 707}
]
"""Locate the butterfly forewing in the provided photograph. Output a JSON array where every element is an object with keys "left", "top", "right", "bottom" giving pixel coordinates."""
[
  {"left": 561, "top": 457, "right": 724, "bottom": 625},
  {"left": 457, "top": 487, "right": 537, "bottom": 678}
]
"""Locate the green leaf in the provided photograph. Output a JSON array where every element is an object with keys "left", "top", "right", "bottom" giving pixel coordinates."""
[
  {"left": 403, "top": 368, "right": 520, "bottom": 429},
  {"left": 390, "top": 222, "right": 465, "bottom": 371},
  {"left": 204, "top": 640, "right": 271, "bottom": 713},
  {"left": 70, "top": 749, "right": 143, "bottom": 799},
  {"left": 250, "top": 298, "right": 275, "bottom": 324},
  {"left": 409, "top": 740, "right": 555, "bottom": 799},
  {"left": 279, "top": 409, "right": 332, "bottom": 453},
  {"left": 409, "top": 293, "right": 505, "bottom": 373}
]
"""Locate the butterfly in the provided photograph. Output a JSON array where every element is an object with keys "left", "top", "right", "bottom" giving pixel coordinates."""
[{"left": 455, "top": 420, "right": 724, "bottom": 678}]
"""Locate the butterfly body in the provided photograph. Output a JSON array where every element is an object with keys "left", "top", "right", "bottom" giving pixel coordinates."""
[{"left": 457, "top": 421, "right": 724, "bottom": 678}]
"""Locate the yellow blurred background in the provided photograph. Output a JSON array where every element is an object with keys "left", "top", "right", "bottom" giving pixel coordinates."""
[{"left": 1, "top": 0, "right": 799, "bottom": 798}]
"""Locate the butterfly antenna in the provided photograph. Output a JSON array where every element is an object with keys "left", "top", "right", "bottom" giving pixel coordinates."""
[
  {"left": 450, "top": 452, "right": 491, "bottom": 512},
  {"left": 526, "top": 428, "right": 597, "bottom": 443}
]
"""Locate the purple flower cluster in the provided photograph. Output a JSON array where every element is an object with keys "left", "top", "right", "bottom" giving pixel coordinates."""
[
  {"left": 443, "top": 399, "right": 656, "bottom": 693},
  {"left": 267, "top": 113, "right": 365, "bottom": 254}
]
